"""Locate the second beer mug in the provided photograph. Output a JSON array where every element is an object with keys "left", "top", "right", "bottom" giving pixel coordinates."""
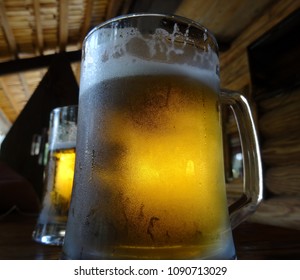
[
  {"left": 33, "top": 105, "right": 77, "bottom": 245},
  {"left": 63, "top": 14, "right": 262, "bottom": 259}
]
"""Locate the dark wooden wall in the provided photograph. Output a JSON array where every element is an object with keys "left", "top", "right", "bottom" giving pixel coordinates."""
[{"left": 246, "top": 10, "right": 300, "bottom": 229}]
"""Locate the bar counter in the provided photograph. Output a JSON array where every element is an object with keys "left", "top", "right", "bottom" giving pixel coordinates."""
[{"left": 1, "top": 211, "right": 300, "bottom": 260}]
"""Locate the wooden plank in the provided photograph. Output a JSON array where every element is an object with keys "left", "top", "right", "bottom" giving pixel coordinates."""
[
  {"left": 0, "top": 88, "right": 17, "bottom": 122},
  {"left": 259, "top": 96, "right": 300, "bottom": 137},
  {"left": 262, "top": 136, "right": 300, "bottom": 166},
  {"left": 265, "top": 165, "right": 300, "bottom": 195},
  {"left": 0, "top": 77, "right": 19, "bottom": 114},
  {"left": 249, "top": 196, "right": 300, "bottom": 230},
  {"left": 0, "top": 107, "right": 11, "bottom": 133},
  {"left": 33, "top": 0, "right": 44, "bottom": 55},
  {"left": 59, "top": 0, "right": 69, "bottom": 52},
  {"left": 0, "top": 0, "right": 18, "bottom": 58},
  {"left": 18, "top": 73, "right": 30, "bottom": 99},
  {"left": 258, "top": 87, "right": 300, "bottom": 112}
]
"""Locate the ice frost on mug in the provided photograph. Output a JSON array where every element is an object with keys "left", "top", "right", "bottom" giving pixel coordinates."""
[
  {"left": 33, "top": 105, "right": 77, "bottom": 245},
  {"left": 63, "top": 14, "right": 262, "bottom": 259}
]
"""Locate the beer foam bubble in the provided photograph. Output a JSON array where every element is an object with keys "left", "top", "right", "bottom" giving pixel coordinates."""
[{"left": 80, "top": 26, "right": 219, "bottom": 93}]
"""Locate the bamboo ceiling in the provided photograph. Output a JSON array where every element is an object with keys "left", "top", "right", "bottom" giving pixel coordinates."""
[{"left": 0, "top": 0, "right": 298, "bottom": 136}]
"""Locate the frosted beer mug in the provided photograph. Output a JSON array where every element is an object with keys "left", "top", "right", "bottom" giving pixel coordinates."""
[
  {"left": 62, "top": 14, "right": 262, "bottom": 259},
  {"left": 33, "top": 105, "right": 77, "bottom": 245}
]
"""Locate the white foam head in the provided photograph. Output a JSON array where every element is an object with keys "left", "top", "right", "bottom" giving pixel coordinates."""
[
  {"left": 80, "top": 23, "right": 219, "bottom": 93},
  {"left": 49, "top": 123, "right": 77, "bottom": 151}
]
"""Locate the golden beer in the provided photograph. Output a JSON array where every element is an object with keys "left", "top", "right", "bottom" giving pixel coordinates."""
[
  {"left": 46, "top": 147, "right": 76, "bottom": 214},
  {"left": 66, "top": 73, "right": 235, "bottom": 259},
  {"left": 37, "top": 146, "right": 76, "bottom": 224}
]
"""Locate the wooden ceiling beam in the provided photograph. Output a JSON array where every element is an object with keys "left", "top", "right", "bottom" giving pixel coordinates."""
[
  {"left": 59, "top": 0, "right": 69, "bottom": 52},
  {"left": 0, "top": 0, "right": 18, "bottom": 59},
  {"left": 121, "top": 0, "right": 135, "bottom": 14},
  {"left": 0, "top": 50, "right": 81, "bottom": 76},
  {"left": 80, "top": 0, "right": 94, "bottom": 44},
  {"left": 33, "top": 0, "right": 44, "bottom": 55},
  {"left": 106, "top": 0, "right": 124, "bottom": 20}
]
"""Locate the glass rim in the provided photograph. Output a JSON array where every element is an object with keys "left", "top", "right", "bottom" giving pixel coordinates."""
[
  {"left": 83, "top": 13, "right": 218, "bottom": 50},
  {"left": 51, "top": 104, "right": 78, "bottom": 114}
]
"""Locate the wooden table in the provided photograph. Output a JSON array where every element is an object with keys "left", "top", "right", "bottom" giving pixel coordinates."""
[{"left": 1, "top": 211, "right": 300, "bottom": 260}]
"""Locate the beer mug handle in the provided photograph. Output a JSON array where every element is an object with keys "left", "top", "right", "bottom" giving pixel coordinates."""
[{"left": 220, "top": 90, "right": 263, "bottom": 229}]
